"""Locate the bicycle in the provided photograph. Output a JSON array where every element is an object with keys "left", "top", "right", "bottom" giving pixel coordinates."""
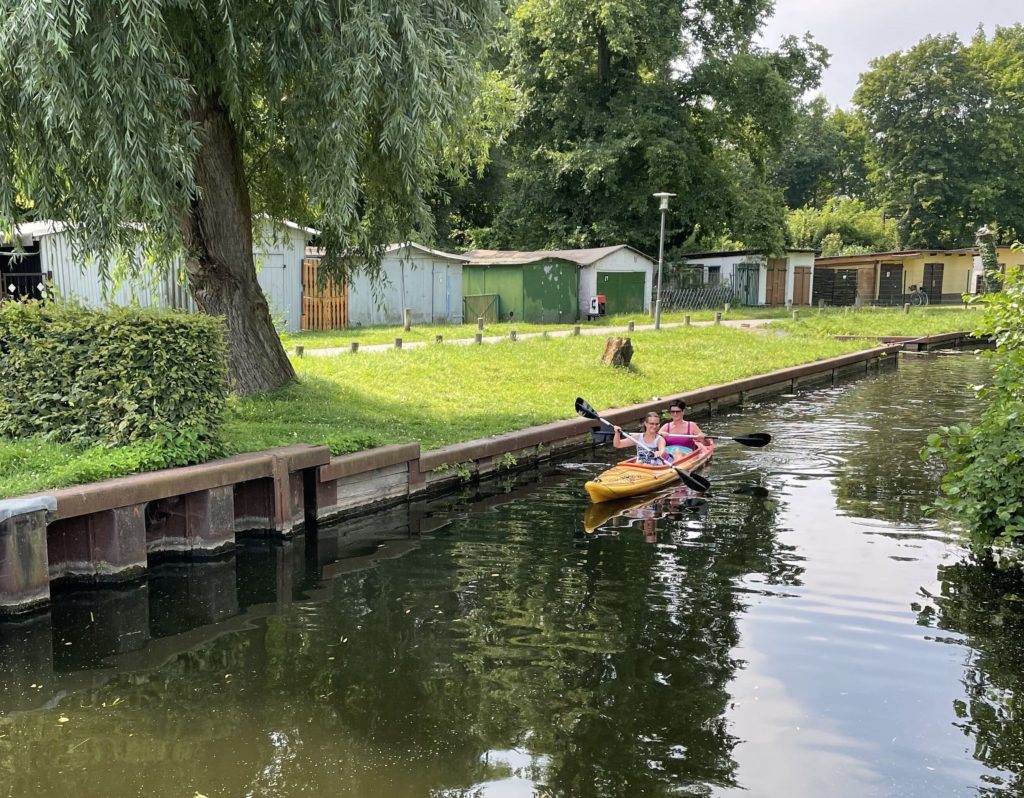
[{"left": 908, "top": 285, "right": 929, "bottom": 306}]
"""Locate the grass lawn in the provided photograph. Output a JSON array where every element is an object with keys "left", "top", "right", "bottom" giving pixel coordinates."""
[
  {"left": 769, "top": 306, "right": 982, "bottom": 338},
  {"left": 2, "top": 326, "right": 867, "bottom": 497},
  {"left": 280, "top": 306, "right": 792, "bottom": 350}
]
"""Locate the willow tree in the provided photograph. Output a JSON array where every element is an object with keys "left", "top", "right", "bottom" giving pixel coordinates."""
[{"left": 0, "top": 1, "right": 496, "bottom": 394}]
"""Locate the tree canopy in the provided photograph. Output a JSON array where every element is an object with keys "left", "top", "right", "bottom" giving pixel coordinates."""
[
  {"left": 854, "top": 27, "right": 1024, "bottom": 249},
  {"left": 433, "top": 0, "right": 828, "bottom": 257},
  {"left": 0, "top": 0, "right": 497, "bottom": 393}
]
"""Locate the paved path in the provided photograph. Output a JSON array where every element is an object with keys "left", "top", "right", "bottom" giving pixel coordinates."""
[{"left": 303, "top": 318, "right": 774, "bottom": 356}]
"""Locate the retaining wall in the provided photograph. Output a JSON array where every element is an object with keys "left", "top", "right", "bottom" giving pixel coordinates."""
[{"left": 0, "top": 344, "right": 901, "bottom": 614}]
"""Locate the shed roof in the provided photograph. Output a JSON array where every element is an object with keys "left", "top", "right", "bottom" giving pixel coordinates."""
[
  {"left": 682, "top": 248, "right": 817, "bottom": 259},
  {"left": 815, "top": 248, "right": 977, "bottom": 266},
  {"left": 464, "top": 244, "right": 652, "bottom": 267},
  {"left": 385, "top": 241, "right": 470, "bottom": 262}
]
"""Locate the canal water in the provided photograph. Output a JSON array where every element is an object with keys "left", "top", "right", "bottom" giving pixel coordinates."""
[{"left": 1, "top": 353, "right": 1021, "bottom": 797}]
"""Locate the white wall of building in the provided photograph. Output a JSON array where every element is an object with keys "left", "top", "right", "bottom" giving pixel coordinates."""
[
  {"left": 346, "top": 243, "right": 466, "bottom": 327},
  {"left": 22, "top": 219, "right": 312, "bottom": 332},
  {"left": 577, "top": 248, "right": 654, "bottom": 316}
]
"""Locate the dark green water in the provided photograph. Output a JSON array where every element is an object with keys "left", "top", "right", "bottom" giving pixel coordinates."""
[{"left": 2, "top": 353, "right": 1021, "bottom": 797}]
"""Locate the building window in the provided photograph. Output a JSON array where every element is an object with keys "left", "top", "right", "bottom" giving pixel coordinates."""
[{"left": 707, "top": 266, "right": 721, "bottom": 286}]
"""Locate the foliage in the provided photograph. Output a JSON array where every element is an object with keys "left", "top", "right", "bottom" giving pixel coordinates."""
[
  {"left": 785, "top": 197, "right": 898, "bottom": 255},
  {"left": 0, "top": 301, "right": 227, "bottom": 456},
  {"left": 771, "top": 97, "right": 870, "bottom": 208},
  {"left": 925, "top": 259, "right": 1024, "bottom": 551},
  {"left": 0, "top": 0, "right": 500, "bottom": 393},
  {"left": 440, "top": 0, "right": 827, "bottom": 255},
  {"left": 854, "top": 27, "right": 1024, "bottom": 248}
]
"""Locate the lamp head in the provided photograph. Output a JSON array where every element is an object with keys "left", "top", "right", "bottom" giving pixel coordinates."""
[{"left": 653, "top": 192, "right": 676, "bottom": 211}]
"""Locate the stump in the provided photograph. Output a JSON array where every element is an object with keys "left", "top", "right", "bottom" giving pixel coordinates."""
[{"left": 601, "top": 337, "right": 634, "bottom": 367}]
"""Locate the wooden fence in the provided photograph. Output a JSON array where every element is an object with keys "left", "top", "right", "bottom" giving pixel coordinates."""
[{"left": 301, "top": 256, "right": 347, "bottom": 330}]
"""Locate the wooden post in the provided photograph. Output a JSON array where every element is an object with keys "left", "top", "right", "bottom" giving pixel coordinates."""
[
  {"left": 350, "top": 341, "right": 359, "bottom": 353},
  {"left": 477, "top": 317, "right": 484, "bottom": 331},
  {"left": 403, "top": 308, "right": 412, "bottom": 332},
  {"left": 294, "top": 345, "right": 304, "bottom": 357},
  {"left": 394, "top": 337, "right": 402, "bottom": 349}
]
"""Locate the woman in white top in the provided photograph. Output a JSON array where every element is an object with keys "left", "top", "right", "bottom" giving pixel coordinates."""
[{"left": 612, "top": 412, "right": 667, "bottom": 465}]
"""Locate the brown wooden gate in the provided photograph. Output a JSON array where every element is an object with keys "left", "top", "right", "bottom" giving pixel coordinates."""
[
  {"left": 923, "top": 262, "right": 944, "bottom": 305},
  {"left": 301, "top": 254, "right": 348, "bottom": 330},
  {"left": 766, "top": 259, "right": 787, "bottom": 305},
  {"left": 793, "top": 266, "right": 811, "bottom": 305}
]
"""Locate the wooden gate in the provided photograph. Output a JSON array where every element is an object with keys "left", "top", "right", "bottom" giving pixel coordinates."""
[
  {"left": 792, "top": 266, "right": 811, "bottom": 305},
  {"left": 766, "top": 259, "right": 787, "bottom": 305},
  {"left": 301, "top": 255, "right": 348, "bottom": 330},
  {"left": 923, "top": 262, "right": 944, "bottom": 305}
]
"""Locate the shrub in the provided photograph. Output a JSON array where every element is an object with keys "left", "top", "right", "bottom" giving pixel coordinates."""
[{"left": 0, "top": 301, "right": 228, "bottom": 461}]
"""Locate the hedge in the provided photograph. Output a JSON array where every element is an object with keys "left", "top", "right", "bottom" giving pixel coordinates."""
[{"left": 0, "top": 302, "right": 228, "bottom": 461}]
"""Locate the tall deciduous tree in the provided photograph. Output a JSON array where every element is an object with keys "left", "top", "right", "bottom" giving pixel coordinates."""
[
  {"left": 454, "top": 0, "right": 826, "bottom": 256},
  {"left": 0, "top": 1, "right": 496, "bottom": 394},
  {"left": 855, "top": 27, "right": 1024, "bottom": 249}
]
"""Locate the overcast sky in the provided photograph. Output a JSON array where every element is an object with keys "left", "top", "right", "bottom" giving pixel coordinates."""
[{"left": 757, "top": 0, "right": 1023, "bottom": 107}]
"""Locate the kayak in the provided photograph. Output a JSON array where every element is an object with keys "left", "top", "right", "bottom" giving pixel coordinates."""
[{"left": 584, "top": 439, "right": 715, "bottom": 503}]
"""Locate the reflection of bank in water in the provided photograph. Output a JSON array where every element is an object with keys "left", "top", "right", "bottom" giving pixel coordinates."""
[{"left": 583, "top": 488, "right": 707, "bottom": 536}]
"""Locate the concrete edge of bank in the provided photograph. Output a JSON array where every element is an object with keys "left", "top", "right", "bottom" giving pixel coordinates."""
[{"left": 0, "top": 343, "right": 902, "bottom": 614}]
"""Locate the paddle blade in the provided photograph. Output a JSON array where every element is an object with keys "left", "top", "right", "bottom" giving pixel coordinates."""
[
  {"left": 731, "top": 432, "right": 772, "bottom": 448},
  {"left": 575, "top": 396, "right": 600, "bottom": 421},
  {"left": 675, "top": 467, "right": 710, "bottom": 493}
]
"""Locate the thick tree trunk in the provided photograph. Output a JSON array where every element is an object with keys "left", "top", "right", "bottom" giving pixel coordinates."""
[{"left": 182, "top": 93, "right": 296, "bottom": 395}]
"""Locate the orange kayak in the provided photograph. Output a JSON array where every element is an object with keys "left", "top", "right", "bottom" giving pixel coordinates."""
[{"left": 584, "top": 439, "right": 714, "bottom": 503}]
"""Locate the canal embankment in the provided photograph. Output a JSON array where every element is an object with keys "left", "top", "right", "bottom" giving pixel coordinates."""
[{"left": 0, "top": 342, "right": 903, "bottom": 614}]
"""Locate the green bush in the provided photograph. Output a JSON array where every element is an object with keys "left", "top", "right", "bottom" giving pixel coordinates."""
[{"left": 0, "top": 302, "right": 228, "bottom": 461}]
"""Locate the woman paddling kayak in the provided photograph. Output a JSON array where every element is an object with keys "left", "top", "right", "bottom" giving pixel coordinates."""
[
  {"left": 612, "top": 412, "right": 667, "bottom": 465},
  {"left": 658, "top": 399, "right": 707, "bottom": 458}
]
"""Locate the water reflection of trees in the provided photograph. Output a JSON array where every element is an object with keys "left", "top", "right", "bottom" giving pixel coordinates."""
[
  {"left": 0, "top": 476, "right": 797, "bottom": 797},
  {"left": 919, "top": 558, "right": 1024, "bottom": 797},
  {"left": 830, "top": 356, "right": 990, "bottom": 526}
]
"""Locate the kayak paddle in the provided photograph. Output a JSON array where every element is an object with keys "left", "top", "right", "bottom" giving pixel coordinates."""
[
  {"left": 575, "top": 397, "right": 711, "bottom": 493},
  {"left": 706, "top": 432, "right": 772, "bottom": 447}
]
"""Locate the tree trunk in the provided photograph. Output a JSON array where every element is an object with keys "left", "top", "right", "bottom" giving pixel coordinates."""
[{"left": 182, "top": 92, "right": 296, "bottom": 395}]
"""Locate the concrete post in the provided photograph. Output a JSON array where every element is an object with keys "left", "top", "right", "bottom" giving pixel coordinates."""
[
  {"left": 684, "top": 314, "right": 691, "bottom": 326},
  {"left": 394, "top": 337, "right": 403, "bottom": 349},
  {"left": 0, "top": 497, "right": 55, "bottom": 614},
  {"left": 714, "top": 312, "right": 722, "bottom": 325},
  {"left": 573, "top": 325, "right": 581, "bottom": 336},
  {"left": 350, "top": 341, "right": 359, "bottom": 353},
  {"left": 904, "top": 303, "right": 911, "bottom": 314},
  {"left": 475, "top": 332, "right": 482, "bottom": 344},
  {"left": 510, "top": 330, "right": 517, "bottom": 341},
  {"left": 792, "top": 310, "right": 799, "bottom": 321},
  {"left": 627, "top": 320, "right": 634, "bottom": 331},
  {"left": 477, "top": 317, "right": 484, "bottom": 331}
]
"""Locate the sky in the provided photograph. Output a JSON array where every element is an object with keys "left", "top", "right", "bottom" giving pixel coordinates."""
[{"left": 757, "top": 0, "right": 1024, "bottom": 107}]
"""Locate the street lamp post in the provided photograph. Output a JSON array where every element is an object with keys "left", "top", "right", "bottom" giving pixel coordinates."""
[{"left": 652, "top": 192, "right": 676, "bottom": 330}]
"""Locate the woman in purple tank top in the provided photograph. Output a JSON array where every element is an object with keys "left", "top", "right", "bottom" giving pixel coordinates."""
[{"left": 658, "top": 400, "right": 706, "bottom": 458}]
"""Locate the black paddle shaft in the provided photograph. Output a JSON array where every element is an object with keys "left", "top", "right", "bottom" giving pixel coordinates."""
[{"left": 575, "top": 397, "right": 710, "bottom": 493}]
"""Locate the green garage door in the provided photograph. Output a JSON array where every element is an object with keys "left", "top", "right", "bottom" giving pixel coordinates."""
[{"left": 596, "top": 271, "right": 646, "bottom": 315}]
